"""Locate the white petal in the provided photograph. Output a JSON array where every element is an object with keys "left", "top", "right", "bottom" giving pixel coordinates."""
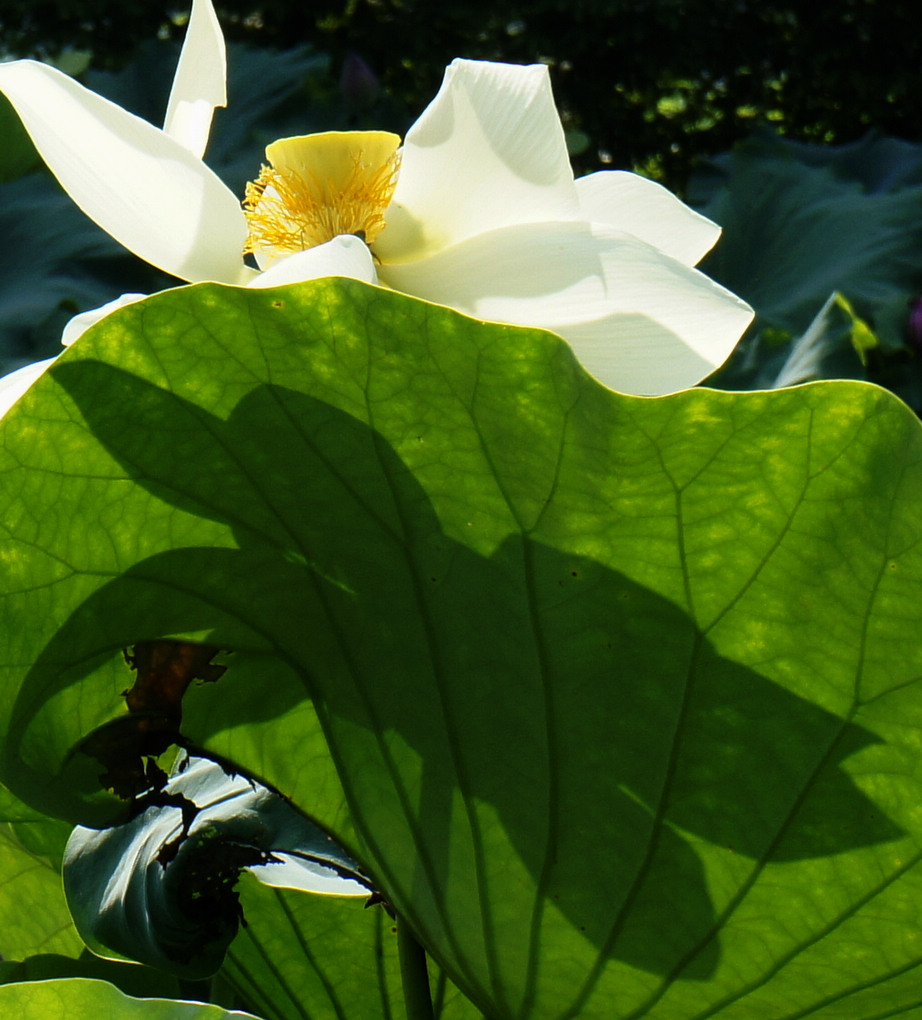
[
  {"left": 375, "top": 59, "right": 578, "bottom": 264},
  {"left": 248, "top": 853, "right": 366, "bottom": 895},
  {"left": 61, "top": 293, "right": 148, "bottom": 347},
  {"left": 0, "top": 60, "right": 249, "bottom": 284},
  {"left": 0, "top": 358, "right": 56, "bottom": 419},
  {"left": 576, "top": 171, "right": 721, "bottom": 267},
  {"left": 164, "top": 0, "right": 227, "bottom": 159},
  {"left": 380, "top": 221, "right": 754, "bottom": 396},
  {"left": 248, "top": 235, "right": 379, "bottom": 288}
]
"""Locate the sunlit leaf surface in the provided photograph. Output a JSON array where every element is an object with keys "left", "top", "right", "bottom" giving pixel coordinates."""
[
  {"left": 0, "top": 977, "right": 259, "bottom": 1018},
  {"left": 1, "top": 280, "right": 921, "bottom": 1017}
]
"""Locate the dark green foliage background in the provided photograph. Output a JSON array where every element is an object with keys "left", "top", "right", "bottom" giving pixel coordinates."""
[{"left": 2, "top": 0, "right": 919, "bottom": 187}]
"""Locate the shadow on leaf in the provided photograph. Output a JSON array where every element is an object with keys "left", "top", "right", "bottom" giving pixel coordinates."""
[{"left": 10, "top": 359, "right": 903, "bottom": 992}]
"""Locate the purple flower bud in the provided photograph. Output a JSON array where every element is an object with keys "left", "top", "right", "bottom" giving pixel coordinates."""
[
  {"left": 340, "top": 52, "right": 381, "bottom": 110},
  {"left": 908, "top": 297, "right": 922, "bottom": 353}
]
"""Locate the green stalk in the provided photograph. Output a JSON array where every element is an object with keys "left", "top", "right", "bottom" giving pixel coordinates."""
[
  {"left": 397, "top": 914, "right": 436, "bottom": 1020},
  {"left": 177, "top": 978, "right": 212, "bottom": 1003}
]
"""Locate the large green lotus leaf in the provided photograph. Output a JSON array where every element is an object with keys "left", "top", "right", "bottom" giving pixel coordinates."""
[
  {"left": 0, "top": 787, "right": 188, "bottom": 1001},
  {"left": 0, "top": 785, "right": 82, "bottom": 960},
  {"left": 0, "top": 978, "right": 259, "bottom": 1019},
  {"left": 222, "top": 874, "right": 403, "bottom": 1020},
  {"left": 0, "top": 952, "right": 183, "bottom": 1001},
  {"left": 1, "top": 280, "right": 922, "bottom": 1018},
  {"left": 223, "top": 872, "right": 482, "bottom": 1020}
]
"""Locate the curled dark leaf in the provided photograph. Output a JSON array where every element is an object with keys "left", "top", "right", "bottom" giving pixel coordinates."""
[{"left": 64, "top": 754, "right": 369, "bottom": 978}]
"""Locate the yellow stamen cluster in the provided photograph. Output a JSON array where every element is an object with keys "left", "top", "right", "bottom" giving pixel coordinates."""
[{"left": 243, "top": 131, "right": 401, "bottom": 260}]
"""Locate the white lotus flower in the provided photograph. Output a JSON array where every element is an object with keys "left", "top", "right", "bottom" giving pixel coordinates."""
[{"left": 0, "top": 0, "right": 752, "bottom": 415}]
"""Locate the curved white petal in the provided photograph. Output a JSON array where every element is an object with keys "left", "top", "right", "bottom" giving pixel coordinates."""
[
  {"left": 375, "top": 59, "right": 578, "bottom": 264},
  {"left": 0, "top": 60, "right": 249, "bottom": 284},
  {"left": 0, "top": 358, "right": 56, "bottom": 419},
  {"left": 249, "top": 853, "right": 367, "bottom": 895},
  {"left": 576, "top": 171, "right": 721, "bottom": 267},
  {"left": 164, "top": 0, "right": 227, "bottom": 159},
  {"left": 61, "top": 293, "right": 148, "bottom": 347},
  {"left": 248, "top": 235, "right": 379, "bottom": 288},
  {"left": 380, "top": 221, "right": 754, "bottom": 396}
]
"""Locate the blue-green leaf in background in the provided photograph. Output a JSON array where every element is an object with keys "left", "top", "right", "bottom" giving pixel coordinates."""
[
  {"left": 694, "top": 130, "right": 922, "bottom": 401},
  {"left": 0, "top": 92, "right": 39, "bottom": 183},
  {"left": 0, "top": 280, "right": 921, "bottom": 1017},
  {"left": 695, "top": 129, "right": 922, "bottom": 335},
  {"left": 712, "top": 290, "right": 873, "bottom": 391},
  {"left": 0, "top": 173, "right": 172, "bottom": 372}
]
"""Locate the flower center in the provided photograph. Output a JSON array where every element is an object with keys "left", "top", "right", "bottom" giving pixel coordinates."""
[{"left": 243, "top": 131, "right": 401, "bottom": 263}]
